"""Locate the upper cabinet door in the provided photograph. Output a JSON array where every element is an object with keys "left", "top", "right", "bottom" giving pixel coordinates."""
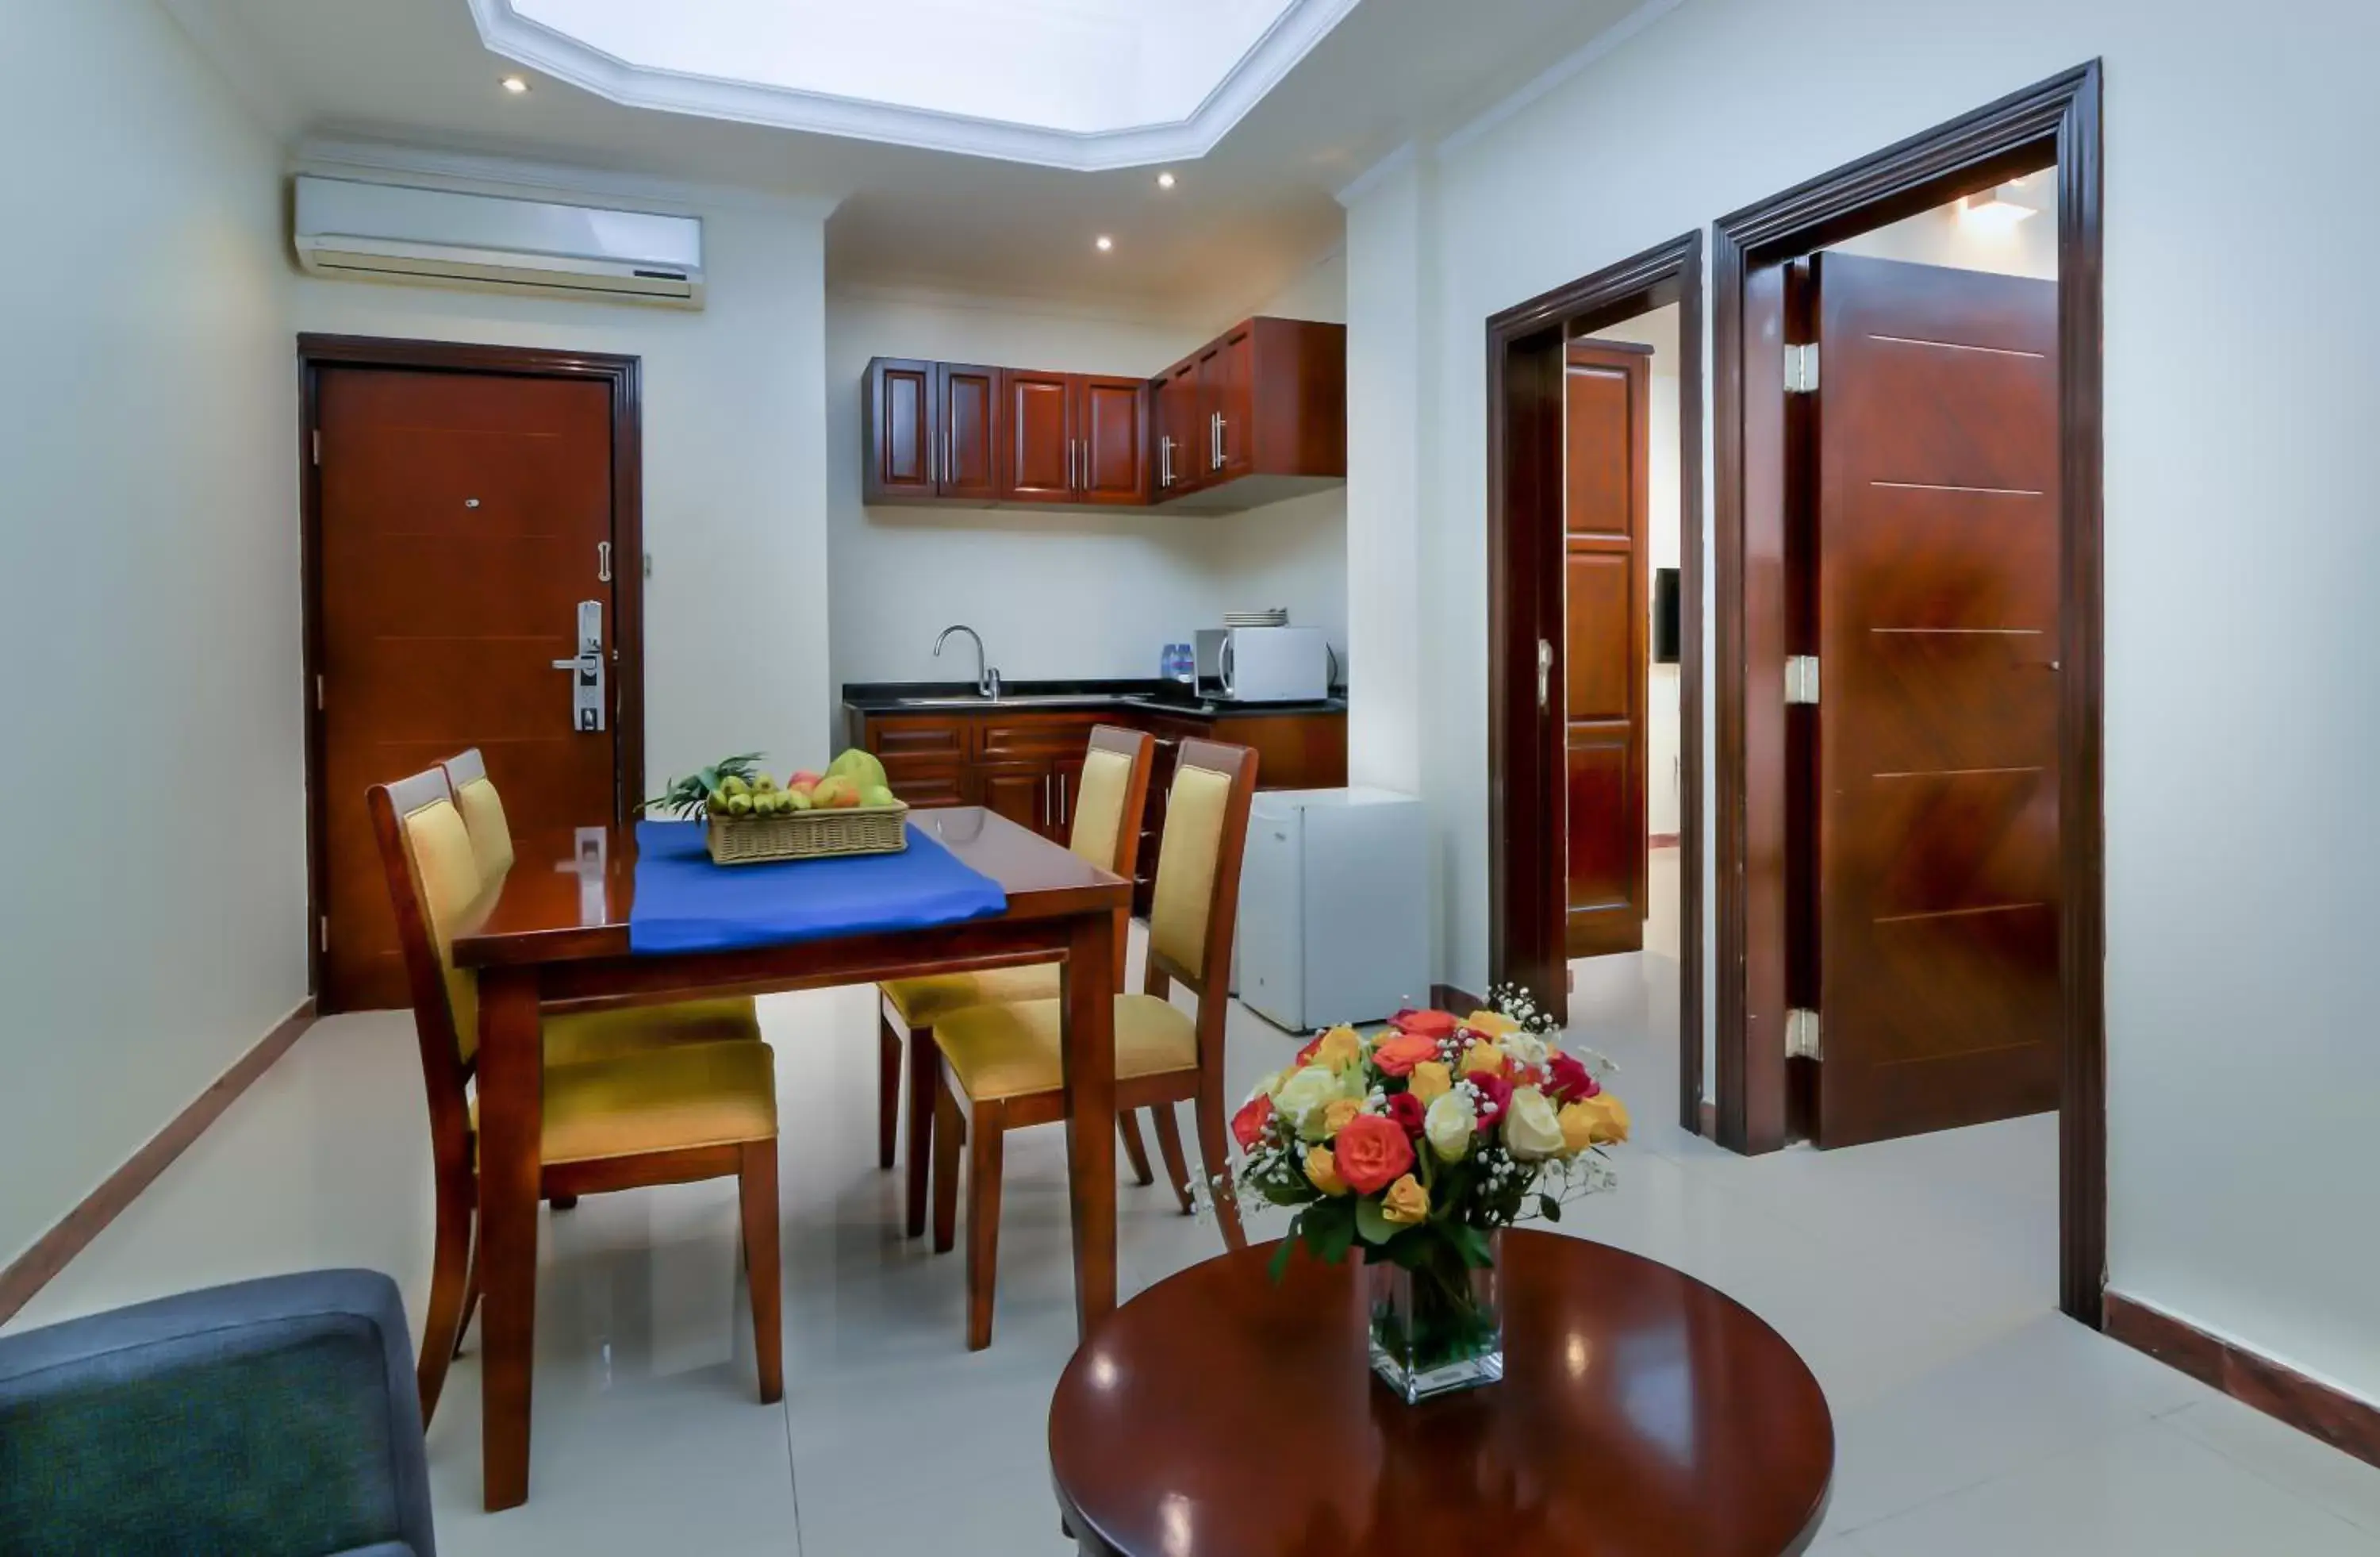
[
  {"left": 1004, "top": 370, "right": 1076, "bottom": 503},
  {"left": 935, "top": 363, "right": 1001, "bottom": 502},
  {"left": 1076, "top": 377, "right": 1148, "bottom": 506},
  {"left": 1206, "top": 325, "right": 1256, "bottom": 480},
  {"left": 863, "top": 357, "right": 936, "bottom": 503},
  {"left": 1154, "top": 359, "right": 1201, "bottom": 497}
]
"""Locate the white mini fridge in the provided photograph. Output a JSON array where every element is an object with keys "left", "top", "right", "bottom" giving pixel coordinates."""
[{"left": 1235, "top": 788, "right": 1430, "bottom": 1033}]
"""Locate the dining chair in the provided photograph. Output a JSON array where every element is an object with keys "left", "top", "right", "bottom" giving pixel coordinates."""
[
  {"left": 370, "top": 765, "right": 784, "bottom": 1426},
  {"left": 929, "top": 737, "right": 1258, "bottom": 1349},
  {"left": 439, "top": 747, "right": 763, "bottom": 1063},
  {"left": 877, "top": 725, "right": 1155, "bottom": 1239}
]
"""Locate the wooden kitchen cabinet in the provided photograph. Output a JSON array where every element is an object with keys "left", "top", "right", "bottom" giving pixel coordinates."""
[
  {"left": 848, "top": 701, "right": 1349, "bottom": 906},
  {"left": 935, "top": 362, "right": 1001, "bottom": 502},
  {"left": 862, "top": 318, "right": 1338, "bottom": 513},
  {"left": 862, "top": 357, "right": 936, "bottom": 504}
]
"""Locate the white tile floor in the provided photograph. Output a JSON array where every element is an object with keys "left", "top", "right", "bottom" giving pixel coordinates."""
[{"left": 14, "top": 863, "right": 2380, "bottom": 1554}]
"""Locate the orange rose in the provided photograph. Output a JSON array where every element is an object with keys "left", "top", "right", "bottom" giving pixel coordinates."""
[
  {"left": 1371, "top": 1032, "right": 1441, "bottom": 1077},
  {"left": 1331, "top": 1113, "right": 1415, "bottom": 1195},
  {"left": 1392, "top": 1009, "right": 1461, "bottom": 1040}
]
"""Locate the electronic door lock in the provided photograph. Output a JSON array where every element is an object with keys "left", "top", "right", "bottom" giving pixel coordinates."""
[{"left": 550, "top": 599, "right": 605, "bottom": 733}]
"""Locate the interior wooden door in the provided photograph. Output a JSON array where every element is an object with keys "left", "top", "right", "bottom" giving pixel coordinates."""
[
  {"left": 1806, "top": 252, "right": 2061, "bottom": 1146},
  {"left": 935, "top": 362, "right": 1000, "bottom": 502},
  {"left": 1003, "top": 370, "right": 1076, "bottom": 502},
  {"left": 1560, "top": 340, "right": 1651, "bottom": 959},
  {"left": 1076, "top": 376, "right": 1146, "bottom": 506},
  {"left": 317, "top": 366, "right": 619, "bottom": 1010}
]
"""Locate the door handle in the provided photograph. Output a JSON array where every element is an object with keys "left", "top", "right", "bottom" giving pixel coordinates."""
[
  {"left": 597, "top": 541, "right": 612, "bottom": 583},
  {"left": 1537, "top": 637, "right": 1553, "bottom": 713},
  {"left": 550, "top": 599, "right": 605, "bottom": 732}
]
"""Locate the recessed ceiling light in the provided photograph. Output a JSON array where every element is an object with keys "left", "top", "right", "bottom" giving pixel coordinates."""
[
  {"left": 1095, "top": 235, "right": 1115, "bottom": 252},
  {"left": 501, "top": 75, "right": 531, "bottom": 94},
  {"left": 1156, "top": 171, "right": 1177, "bottom": 190}
]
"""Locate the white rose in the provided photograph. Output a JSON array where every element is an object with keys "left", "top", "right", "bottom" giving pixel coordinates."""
[
  {"left": 1504, "top": 1029, "right": 1550, "bottom": 1068},
  {"left": 1273, "top": 1064, "right": 1345, "bottom": 1139},
  {"left": 1502, "top": 1085, "right": 1567, "bottom": 1161},
  {"left": 1424, "top": 1090, "right": 1478, "bottom": 1163}
]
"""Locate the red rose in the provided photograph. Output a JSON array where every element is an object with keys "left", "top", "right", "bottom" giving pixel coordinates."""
[
  {"left": 1231, "top": 1093, "right": 1275, "bottom": 1151},
  {"left": 1371, "top": 1032, "right": 1440, "bottom": 1077},
  {"left": 1469, "top": 1072, "right": 1513, "bottom": 1129},
  {"left": 1391, "top": 1009, "right": 1460, "bottom": 1040},
  {"left": 1385, "top": 1092, "right": 1427, "bottom": 1137},
  {"left": 1332, "top": 1113, "right": 1415, "bottom": 1195},
  {"left": 1546, "top": 1053, "right": 1599, "bottom": 1104}
]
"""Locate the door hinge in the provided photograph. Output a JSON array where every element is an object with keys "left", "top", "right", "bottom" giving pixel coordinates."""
[
  {"left": 1785, "top": 655, "right": 1820, "bottom": 705},
  {"left": 318, "top": 915, "right": 330, "bottom": 954},
  {"left": 1785, "top": 342, "right": 1820, "bottom": 394},
  {"left": 1787, "top": 1007, "right": 1822, "bottom": 1059},
  {"left": 311, "top": 429, "right": 322, "bottom": 465}
]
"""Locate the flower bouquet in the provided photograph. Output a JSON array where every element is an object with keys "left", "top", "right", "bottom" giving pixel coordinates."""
[{"left": 1226, "top": 985, "right": 1629, "bottom": 1403}]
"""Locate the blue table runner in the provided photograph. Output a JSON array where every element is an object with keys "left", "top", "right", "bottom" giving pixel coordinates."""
[{"left": 628, "top": 820, "right": 1008, "bottom": 955}]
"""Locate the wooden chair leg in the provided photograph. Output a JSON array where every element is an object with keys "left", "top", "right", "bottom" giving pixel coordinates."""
[
  {"left": 932, "top": 1083, "right": 964, "bottom": 1255},
  {"left": 1193, "top": 1079, "right": 1247, "bottom": 1252},
  {"left": 454, "top": 1227, "right": 483, "bottom": 1359},
  {"left": 416, "top": 1167, "right": 474, "bottom": 1426},
  {"left": 877, "top": 1010, "right": 904, "bottom": 1170},
  {"left": 1149, "top": 1104, "right": 1196, "bottom": 1216},
  {"left": 1117, "top": 1108, "right": 1155, "bottom": 1186},
  {"left": 739, "top": 1140, "right": 785, "bottom": 1405},
  {"left": 905, "top": 1025, "right": 939, "bottom": 1238},
  {"left": 964, "top": 1109, "right": 1005, "bottom": 1352}
]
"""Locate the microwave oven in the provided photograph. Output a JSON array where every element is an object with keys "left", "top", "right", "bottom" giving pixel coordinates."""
[{"left": 1194, "top": 627, "right": 1330, "bottom": 703}]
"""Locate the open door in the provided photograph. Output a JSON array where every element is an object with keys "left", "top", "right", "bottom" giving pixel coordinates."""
[
  {"left": 1802, "top": 252, "right": 2062, "bottom": 1146},
  {"left": 1562, "top": 340, "right": 1652, "bottom": 959}
]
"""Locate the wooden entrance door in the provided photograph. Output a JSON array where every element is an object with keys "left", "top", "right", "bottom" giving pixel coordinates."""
[
  {"left": 315, "top": 363, "right": 624, "bottom": 1010},
  {"left": 1561, "top": 340, "right": 1651, "bottom": 959},
  {"left": 1803, "top": 252, "right": 2061, "bottom": 1145}
]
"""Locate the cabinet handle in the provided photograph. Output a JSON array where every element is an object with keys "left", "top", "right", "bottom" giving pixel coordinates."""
[
  {"left": 1159, "top": 435, "right": 1173, "bottom": 488},
  {"left": 942, "top": 428, "right": 952, "bottom": 489},
  {"left": 1211, "top": 411, "right": 1223, "bottom": 470},
  {"left": 1068, "top": 439, "right": 1077, "bottom": 490}
]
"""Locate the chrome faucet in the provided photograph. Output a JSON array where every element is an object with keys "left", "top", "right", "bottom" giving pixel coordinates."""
[{"left": 933, "top": 624, "right": 1001, "bottom": 700}]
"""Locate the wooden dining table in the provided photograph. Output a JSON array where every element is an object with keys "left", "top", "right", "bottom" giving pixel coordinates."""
[{"left": 451, "top": 805, "right": 1132, "bottom": 1512}]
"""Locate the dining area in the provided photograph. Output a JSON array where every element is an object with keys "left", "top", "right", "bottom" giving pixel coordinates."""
[{"left": 367, "top": 725, "right": 1260, "bottom": 1516}]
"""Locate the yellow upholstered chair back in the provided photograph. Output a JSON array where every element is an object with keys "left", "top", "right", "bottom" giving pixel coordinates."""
[
  {"left": 1146, "top": 739, "right": 1257, "bottom": 985},
  {"left": 440, "top": 748, "right": 516, "bottom": 889},
  {"left": 1067, "top": 748, "right": 1134, "bottom": 870},
  {"left": 398, "top": 795, "right": 488, "bottom": 1065}
]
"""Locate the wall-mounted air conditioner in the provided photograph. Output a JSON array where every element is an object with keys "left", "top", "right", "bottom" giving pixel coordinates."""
[{"left": 293, "top": 175, "right": 704, "bottom": 308}]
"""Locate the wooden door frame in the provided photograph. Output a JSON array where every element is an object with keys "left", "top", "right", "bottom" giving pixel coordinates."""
[
  {"left": 1709, "top": 62, "right": 2106, "bottom": 1323},
  {"left": 297, "top": 334, "right": 647, "bottom": 1004},
  {"left": 1487, "top": 231, "right": 1706, "bottom": 1137}
]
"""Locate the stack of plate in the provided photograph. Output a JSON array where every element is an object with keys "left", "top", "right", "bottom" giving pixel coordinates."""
[{"left": 1223, "top": 609, "right": 1289, "bottom": 628}]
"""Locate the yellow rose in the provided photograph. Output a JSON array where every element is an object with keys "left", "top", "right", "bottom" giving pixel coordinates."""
[
  {"left": 1464, "top": 1009, "right": 1520, "bottom": 1040},
  {"left": 1460, "top": 1042, "right": 1507, "bottom": 1078},
  {"left": 1557, "top": 1101, "right": 1599, "bottom": 1155},
  {"left": 1380, "top": 1173, "right": 1430, "bottom": 1225},
  {"left": 1304, "top": 1146, "right": 1349, "bottom": 1195},
  {"left": 1407, "top": 1061, "right": 1453, "bottom": 1105},
  {"left": 1311, "top": 1025, "right": 1362, "bottom": 1071},
  {"left": 1566, "top": 1092, "right": 1631, "bottom": 1147},
  {"left": 1320, "top": 1098, "right": 1363, "bottom": 1138}
]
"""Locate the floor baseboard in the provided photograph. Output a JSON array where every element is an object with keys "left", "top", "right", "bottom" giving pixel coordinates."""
[
  {"left": 1430, "top": 982, "right": 1487, "bottom": 1014},
  {"left": 0, "top": 998, "right": 318, "bottom": 1328},
  {"left": 2105, "top": 1290, "right": 2380, "bottom": 1471}
]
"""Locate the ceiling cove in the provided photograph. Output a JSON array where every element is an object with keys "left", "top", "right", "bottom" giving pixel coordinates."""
[{"left": 465, "top": 0, "right": 1366, "bottom": 171}]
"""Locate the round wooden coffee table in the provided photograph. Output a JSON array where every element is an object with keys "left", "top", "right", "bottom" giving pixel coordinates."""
[{"left": 1050, "top": 1229, "right": 1833, "bottom": 1556}]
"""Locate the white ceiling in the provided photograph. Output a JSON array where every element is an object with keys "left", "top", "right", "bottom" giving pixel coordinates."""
[{"left": 168, "top": 0, "right": 1659, "bottom": 324}]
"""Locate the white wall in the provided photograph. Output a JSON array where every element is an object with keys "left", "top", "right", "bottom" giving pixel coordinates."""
[
  {"left": 289, "top": 167, "right": 836, "bottom": 786},
  {"left": 0, "top": 0, "right": 304, "bottom": 1271},
  {"left": 1342, "top": 0, "right": 2380, "bottom": 1405},
  {"left": 825, "top": 256, "right": 1347, "bottom": 716},
  {"left": 1832, "top": 172, "right": 2059, "bottom": 279}
]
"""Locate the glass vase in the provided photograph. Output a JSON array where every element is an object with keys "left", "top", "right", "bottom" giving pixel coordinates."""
[{"left": 1366, "top": 1230, "right": 1503, "bottom": 1404}]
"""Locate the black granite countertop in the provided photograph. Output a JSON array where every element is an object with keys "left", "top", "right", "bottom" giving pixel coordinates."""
[{"left": 842, "top": 678, "right": 1347, "bottom": 719}]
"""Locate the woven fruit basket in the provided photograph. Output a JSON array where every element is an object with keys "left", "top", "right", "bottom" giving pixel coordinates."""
[{"left": 705, "top": 803, "right": 909, "bottom": 865}]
